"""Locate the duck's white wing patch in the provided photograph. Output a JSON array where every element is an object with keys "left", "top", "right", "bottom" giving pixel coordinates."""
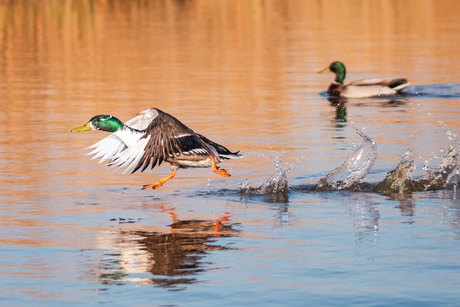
[
  {"left": 86, "top": 128, "right": 146, "bottom": 167},
  {"left": 114, "top": 128, "right": 145, "bottom": 148},
  {"left": 86, "top": 134, "right": 127, "bottom": 163},
  {"left": 109, "top": 135, "right": 151, "bottom": 174}
]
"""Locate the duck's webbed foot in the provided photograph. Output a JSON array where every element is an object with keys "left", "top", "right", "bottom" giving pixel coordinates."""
[
  {"left": 209, "top": 155, "right": 231, "bottom": 177},
  {"left": 143, "top": 169, "right": 177, "bottom": 189}
]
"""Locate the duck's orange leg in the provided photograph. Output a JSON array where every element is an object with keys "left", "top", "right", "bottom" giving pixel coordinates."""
[
  {"left": 214, "top": 219, "right": 221, "bottom": 233},
  {"left": 143, "top": 170, "right": 176, "bottom": 189},
  {"left": 213, "top": 213, "right": 231, "bottom": 234},
  {"left": 209, "top": 155, "right": 230, "bottom": 177}
]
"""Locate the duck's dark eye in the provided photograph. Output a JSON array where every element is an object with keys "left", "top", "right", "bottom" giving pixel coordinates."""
[{"left": 95, "top": 118, "right": 100, "bottom": 122}]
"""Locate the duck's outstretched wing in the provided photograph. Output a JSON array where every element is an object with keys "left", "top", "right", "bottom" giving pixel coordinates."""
[{"left": 110, "top": 111, "right": 213, "bottom": 173}]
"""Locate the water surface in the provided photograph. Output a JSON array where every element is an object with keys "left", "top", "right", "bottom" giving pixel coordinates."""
[{"left": 1, "top": 1, "right": 460, "bottom": 306}]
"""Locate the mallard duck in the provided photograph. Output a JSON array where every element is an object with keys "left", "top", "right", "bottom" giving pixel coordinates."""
[
  {"left": 71, "top": 107, "right": 242, "bottom": 189},
  {"left": 318, "top": 61, "right": 410, "bottom": 98}
]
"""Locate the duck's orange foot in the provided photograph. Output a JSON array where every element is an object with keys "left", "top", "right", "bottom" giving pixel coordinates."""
[
  {"left": 214, "top": 168, "right": 231, "bottom": 177},
  {"left": 142, "top": 182, "right": 163, "bottom": 189},
  {"left": 209, "top": 155, "right": 231, "bottom": 177},
  {"left": 142, "top": 170, "right": 176, "bottom": 190}
]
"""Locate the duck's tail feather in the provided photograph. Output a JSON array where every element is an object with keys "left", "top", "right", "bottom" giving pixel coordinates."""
[
  {"left": 388, "top": 78, "right": 410, "bottom": 91},
  {"left": 220, "top": 151, "right": 243, "bottom": 160},
  {"left": 196, "top": 133, "right": 243, "bottom": 159}
]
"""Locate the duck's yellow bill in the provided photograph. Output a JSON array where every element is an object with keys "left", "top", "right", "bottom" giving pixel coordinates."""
[
  {"left": 318, "top": 67, "right": 331, "bottom": 74},
  {"left": 71, "top": 123, "right": 91, "bottom": 132}
]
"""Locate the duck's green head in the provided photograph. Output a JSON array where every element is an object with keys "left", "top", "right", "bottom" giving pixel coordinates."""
[
  {"left": 71, "top": 115, "right": 124, "bottom": 133},
  {"left": 319, "top": 61, "right": 346, "bottom": 84}
]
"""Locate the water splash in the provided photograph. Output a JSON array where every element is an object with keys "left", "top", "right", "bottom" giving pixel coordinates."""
[
  {"left": 373, "top": 149, "right": 416, "bottom": 194},
  {"left": 314, "top": 126, "right": 377, "bottom": 191},
  {"left": 240, "top": 123, "right": 458, "bottom": 196},
  {"left": 370, "top": 128, "right": 459, "bottom": 193},
  {"left": 240, "top": 156, "right": 298, "bottom": 195},
  {"left": 414, "top": 136, "right": 460, "bottom": 191}
]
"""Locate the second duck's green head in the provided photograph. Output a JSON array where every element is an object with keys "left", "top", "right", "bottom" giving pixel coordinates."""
[
  {"left": 71, "top": 115, "right": 124, "bottom": 133},
  {"left": 319, "top": 61, "right": 346, "bottom": 84}
]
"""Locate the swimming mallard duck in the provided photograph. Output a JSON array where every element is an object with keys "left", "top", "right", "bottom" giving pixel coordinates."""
[
  {"left": 71, "top": 107, "right": 242, "bottom": 189},
  {"left": 318, "top": 61, "right": 410, "bottom": 98}
]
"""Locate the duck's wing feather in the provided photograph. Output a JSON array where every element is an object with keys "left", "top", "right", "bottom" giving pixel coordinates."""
[
  {"left": 134, "top": 112, "right": 214, "bottom": 172},
  {"left": 86, "top": 133, "right": 127, "bottom": 163},
  {"left": 87, "top": 128, "right": 146, "bottom": 169},
  {"left": 349, "top": 78, "right": 408, "bottom": 89},
  {"left": 124, "top": 107, "right": 161, "bottom": 130},
  {"left": 111, "top": 111, "right": 214, "bottom": 173}
]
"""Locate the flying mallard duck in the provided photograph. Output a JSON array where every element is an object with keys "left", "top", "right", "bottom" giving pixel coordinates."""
[
  {"left": 318, "top": 61, "right": 410, "bottom": 98},
  {"left": 71, "top": 107, "right": 242, "bottom": 189}
]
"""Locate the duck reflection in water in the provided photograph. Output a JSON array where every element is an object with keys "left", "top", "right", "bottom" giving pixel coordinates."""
[
  {"left": 95, "top": 211, "right": 240, "bottom": 290},
  {"left": 327, "top": 97, "right": 407, "bottom": 123}
]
